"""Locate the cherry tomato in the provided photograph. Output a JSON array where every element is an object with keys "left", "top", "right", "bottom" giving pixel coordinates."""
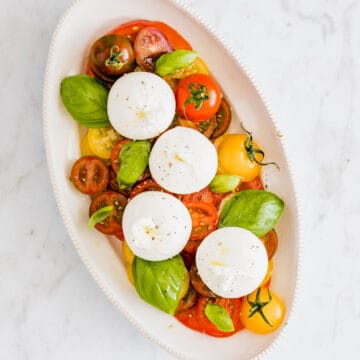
[
  {"left": 176, "top": 306, "right": 203, "bottom": 333},
  {"left": 175, "top": 74, "right": 222, "bottom": 122},
  {"left": 240, "top": 287, "right": 285, "bottom": 334},
  {"left": 111, "top": 20, "right": 192, "bottom": 50},
  {"left": 176, "top": 117, "right": 216, "bottom": 138},
  {"left": 70, "top": 156, "right": 109, "bottom": 195},
  {"left": 169, "top": 57, "right": 209, "bottom": 79},
  {"left": 260, "top": 260, "right": 273, "bottom": 287},
  {"left": 80, "top": 133, "right": 95, "bottom": 156},
  {"left": 189, "top": 262, "right": 217, "bottom": 298},
  {"left": 238, "top": 176, "right": 264, "bottom": 191},
  {"left": 196, "top": 296, "right": 243, "bottom": 337},
  {"left": 107, "top": 166, "right": 131, "bottom": 197},
  {"left": 129, "top": 179, "right": 170, "bottom": 199},
  {"left": 217, "top": 134, "right": 262, "bottom": 181},
  {"left": 89, "top": 191, "right": 128, "bottom": 235},
  {"left": 134, "top": 27, "right": 173, "bottom": 71},
  {"left": 87, "top": 127, "right": 122, "bottom": 159},
  {"left": 89, "top": 35, "right": 135, "bottom": 82},
  {"left": 183, "top": 201, "right": 219, "bottom": 245},
  {"left": 179, "top": 187, "right": 218, "bottom": 207},
  {"left": 260, "top": 229, "right": 278, "bottom": 259},
  {"left": 176, "top": 284, "right": 198, "bottom": 314},
  {"left": 211, "top": 98, "right": 232, "bottom": 139},
  {"left": 110, "top": 139, "right": 131, "bottom": 173}
]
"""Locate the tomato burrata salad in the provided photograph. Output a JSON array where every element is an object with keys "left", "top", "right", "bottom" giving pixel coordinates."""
[{"left": 60, "top": 19, "right": 286, "bottom": 337}]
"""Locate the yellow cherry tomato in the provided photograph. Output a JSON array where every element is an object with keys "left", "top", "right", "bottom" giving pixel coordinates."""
[
  {"left": 122, "top": 241, "right": 135, "bottom": 265},
  {"left": 87, "top": 126, "right": 122, "bottom": 159},
  {"left": 80, "top": 133, "right": 95, "bottom": 156},
  {"left": 126, "top": 263, "right": 134, "bottom": 285},
  {"left": 217, "top": 134, "right": 262, "bottom": 181},
  {"left": 260, "top": 260, "right": 273, "bottom": 287},
  {"left": 240, "top": 287, "right": 285, "bottom": 334}
]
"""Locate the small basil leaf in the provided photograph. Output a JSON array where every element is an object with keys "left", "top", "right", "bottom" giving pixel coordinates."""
[
  {"left": 210, "top": 175, "right": 241, "bottom": 193},
  {"left": 117, "top": 140, "right": 151, "bottom": 189},
  {"left": 60, "top": 75, "right": 110, "bottom": 128},
  {"left": 155, "top": 50, "right": 198, "bottom": 76},
  {"left": 132, "top": 255, "right": 187, "bottom": 315},
  {"left": 88, "top": 206, "right": 113, "bottom": 229},
  {"left": 204, "top": 303, "right": 235, "bottom": 332},
  {"left": 219, "top": 190, "right": 284, "bottom": 237}
]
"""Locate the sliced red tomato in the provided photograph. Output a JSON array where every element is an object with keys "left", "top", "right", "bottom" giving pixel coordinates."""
[
  {"left": 114, "top": 229, "right": 125, "bottom": 241},
  {"left": 89, "top": 191, "right": 128, "bottom": 235},
  {"left": 110, "top": 139, "right": 131, "bottom": 173},
  {"left": 180, "top": 187, "right": 218, "bottom": 206},
  {"left": 176, "top": 305, "right": 203, "bottom": 333},
  {"left": 134, "top": 26, "right": 173, "bottom": 71},
  {"left": 196, "top": 296, "right": 243, "bottom": 337},
  {"left": 70, "top": 156, "right": 109, "bottom": 195},
  {"left": 129, "top": 179, "right": 170, "bottom": 199},
  {"left": 176, "top": 117, "right": 216, "bottom": 139},
  {"left": 110, "top": 20, "right": 192, "bottom": 50},
  {"left": 183, "top": 201, "right": 219, "bottom": 245},
  {"left": 238, "top": 176, "right": 264, "bottom": 191},
  {"left": 175, "top": 74, "right": 222, "bottom": 122}
]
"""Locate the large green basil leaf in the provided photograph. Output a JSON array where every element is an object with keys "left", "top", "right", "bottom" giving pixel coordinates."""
[
  {"left": 117, "top": 140, "right": 151, "bottom": 189},
  {"left": 60, "top": 75, "right": 110, "bottom": 128},
  {"left": 155, "top": 50, "right": 198, "bottom": 76},
  {"left": 204, "top": 303, "right": 235, "bottom": 332},
  {"left": 219, "top": 190, "right": 284, "bottom": 237},
  {"left": 132, "top": 255, "right": 187, "bottom": 315}
]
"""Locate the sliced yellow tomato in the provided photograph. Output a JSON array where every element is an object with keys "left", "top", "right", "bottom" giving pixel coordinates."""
[
  {"left": 260, "top": 259, "right": 273, "bottom": 287},
  {"left": 87, "top": 126, "right": 122, "bottom": 159},
  {"left": 126, "top": 263, "right": 134, "bottom": 285},
  {"left": 80, "top": 133, "right": 95, "bottom": 156},
  {"left": 240, "top": 287, "right": 285, "bottom": 334},
  {"left": 172, "top": 57, "right": 209, "bottom": 79},
  {"left": 122, "top": 241, "right": 135, "bottom": 264},
  {"left": 217, "top": 134, "right": 262, "bottom": 181}
]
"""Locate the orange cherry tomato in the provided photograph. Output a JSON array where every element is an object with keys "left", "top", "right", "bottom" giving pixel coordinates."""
[
  {"left": 260, "top": 229, "right": 278, "bottom": 259},
  {"left": 175, "top": 74, "right": 222, "bottom": 122}
]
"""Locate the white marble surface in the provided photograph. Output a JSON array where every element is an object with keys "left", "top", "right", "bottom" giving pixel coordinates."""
[{"left": 1, "top": 0, "right": 359, "bottom": 359}]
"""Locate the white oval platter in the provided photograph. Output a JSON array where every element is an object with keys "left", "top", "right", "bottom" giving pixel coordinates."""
[{"left": 43, "top": 0, "right": 301, "bottom": 359}]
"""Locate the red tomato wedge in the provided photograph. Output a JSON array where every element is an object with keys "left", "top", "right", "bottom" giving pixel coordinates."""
[
  {"left": 183, "top": 201, "right": 219, "bottom": 253},
  {"left": 110, "top": 19, "right": 192, "bottom": 50},
  {"left": 130, "top": 179, "right": 171, "bottom": 199}
]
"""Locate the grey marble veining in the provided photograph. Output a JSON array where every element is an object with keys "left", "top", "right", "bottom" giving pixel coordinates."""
[{"left": 1, "top": 0, "right": 359, "bottom": 359}]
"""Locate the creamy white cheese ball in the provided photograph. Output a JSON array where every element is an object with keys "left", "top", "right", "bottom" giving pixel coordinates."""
[
  {"left": 149, "top": 126, "right": 218, "bottom": 194},
  {"left": 196, "top": 227, "right": 268, "bottom": 298},
  {"left": 122, "top": 191, "right": 192, "bottom": 261},
  {"left": 107, "top": 72, "right": 175, "bottom": 140}
]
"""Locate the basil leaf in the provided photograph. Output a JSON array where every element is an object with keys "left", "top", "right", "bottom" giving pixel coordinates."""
[
  {"left": 60, "top": 75, "right": 110, "bottom": 128},
  {"left": 117, "top": 140, "right": 151, "bottom": 189},
  {"left": 219, "top": 190, "right": 284, "bottom": 237},
  {"left": 132, "top": 255, "right": 187, "bottom": 315},
  {"left": 155, "top": 50, "right": 198, "bottom": 76},
  {"left": 210, "top": 175, "right": 241, "bottom": 193},
  {"left": 88, "top": 206, "right": 113, "bottom": 229},
  {"left": 205, "top": 303, "right": 235, "bottom": 332}
]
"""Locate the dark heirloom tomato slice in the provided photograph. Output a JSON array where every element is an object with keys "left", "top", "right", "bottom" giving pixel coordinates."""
[
  {"left": 183, "top": 201, "right": 219, "bottom": 244},
  {"left": 89, "top": 35, "right": 135, "bottom": 82},
  {"left": 211, "top": 98, "right": 231, "bottom": 139},
  {"left": 190, "top": 262, "right": 217, "bottom": 298},
  {"left": 89, "top": 191, "right": 128, "bottom": 235},
  {"left": 134, "top": 27, "right": 173, "bottom": 71},
  {"left": 196, "top": 296, "right": 243, "bottom": 337},
  {"left": 111, "top": 20, "right": 192, "bottom": 50},
  {"left": 130, "top": 179, "right": 170, "bottom": 199},
  {"left": 70, "top": 156, "right": 109, "bottom": 195},
  {"left": 180, "top": 250, "right": 195, "bottom": 271},
  {"left": 107, "top": 166, "right": 131, "bottom": 198},
  {"left": 175, "top": 117, "right": 216, "bottom": 139},
  {"left": 260, "top": 229, "right": 278, "bottom": 259},
  {"left": 175, "top": 74, "right": 222, "bottom": 122},
  {"left": 176, "top": 284, "right": 198, "bottom": 315}
]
